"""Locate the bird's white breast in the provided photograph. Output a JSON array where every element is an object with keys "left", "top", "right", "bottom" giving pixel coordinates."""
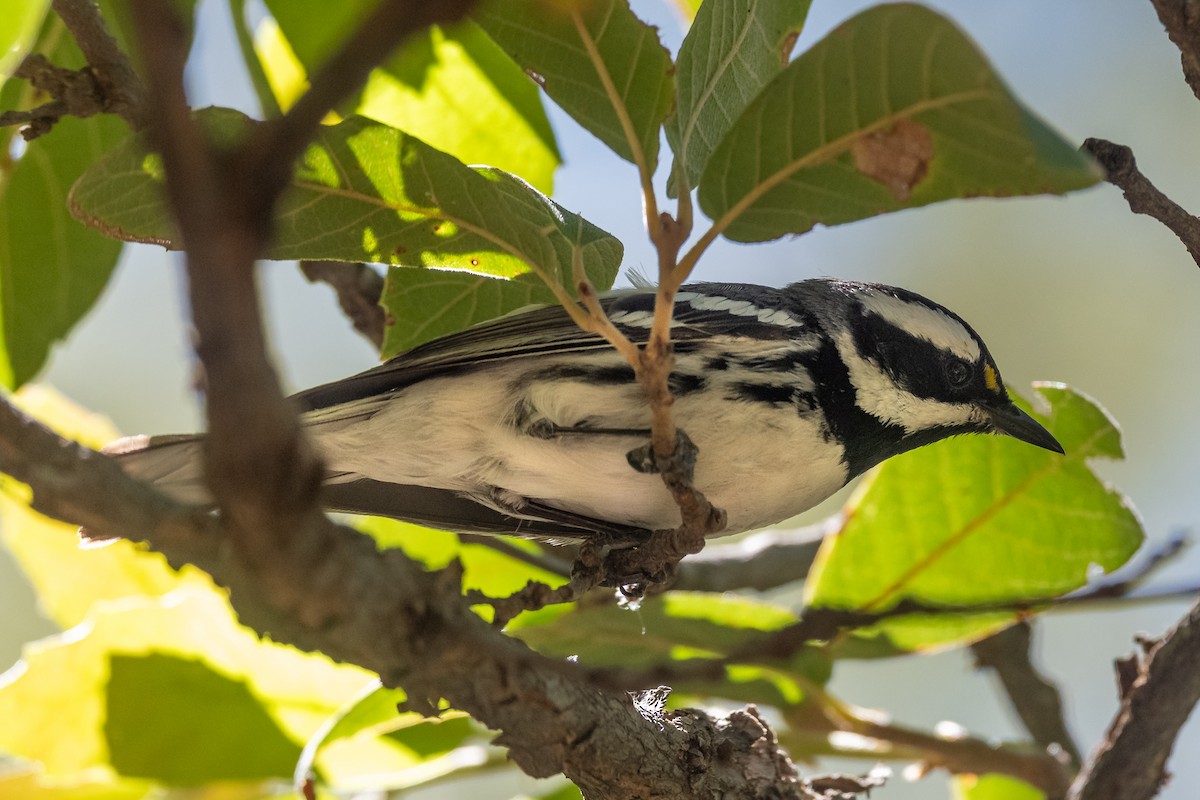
[{"left": 309, "top": 353, "right": 849, "bottom": 535}]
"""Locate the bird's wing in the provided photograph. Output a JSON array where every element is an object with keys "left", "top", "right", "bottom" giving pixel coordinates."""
[
  {"left": 293, "top": 282, "right": 805, "bottom": 411},
  {"left": 319, "top": 478, "right": 652, "bottom": 545}
]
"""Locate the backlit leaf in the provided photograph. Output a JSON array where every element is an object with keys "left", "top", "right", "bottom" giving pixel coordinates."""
[
  {"left": 262, "top": 1, "right": 558, "bottom": 192},
  {"left": 474, "top": 0, "right": 673, "bottom": 170},
  {"left": 698, "top": 4, "right": 1099, "bottom": 243},
  {"left": 805, "top": 384, "right": 1143, "bottom": 652},
  {"left": 511, "top": 592, "right": 830, "bottom": 707},
  {"left": 0, "top": 0, "right": 49, "bottom": 80},
  {"left": 0, "top": 386, "right": 198, "bottom": 630},
  {"left": 69, "top": 111, "right": 621, "bottom": 294},
  {"left": 666, "top": 0, "right": 810, "bottom": 192},
  {"left": 0, "top": 589, "right": 372, "bottom": 779},
  {"left": 0, "top": 12, "right": 128, "bottom": 388}
]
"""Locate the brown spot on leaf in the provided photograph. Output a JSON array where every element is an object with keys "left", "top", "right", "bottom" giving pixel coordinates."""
[
  {"left": 851, "top": 118, "right": 934, "bottom": 201},
  {"left": 524, "top": 68, "right": 547, "bottom": 89}
]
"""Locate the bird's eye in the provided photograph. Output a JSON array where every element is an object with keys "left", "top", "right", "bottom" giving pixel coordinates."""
[{"left": 945, "top": 358, "right": 973, "bottom": 388}]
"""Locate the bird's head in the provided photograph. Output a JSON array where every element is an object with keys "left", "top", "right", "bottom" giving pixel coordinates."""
[{"left": 793, "top": 279, "right": 1063, "bottom": 472}]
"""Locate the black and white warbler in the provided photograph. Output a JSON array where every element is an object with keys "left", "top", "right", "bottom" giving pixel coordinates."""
[{"left": 109, "top": 278, "right": 1063, "bottom": 544}]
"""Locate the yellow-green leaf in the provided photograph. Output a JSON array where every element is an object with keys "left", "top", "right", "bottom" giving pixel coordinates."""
[
  {"left": 0, "top": 589, "right": 373, "bottom": 778},
  {"left": 261, "top": 0, "right": 559, "bottom": 192},
  {"left": 0, "top": 386, "right": 195, "bottom": 629},
  {"left": 805, "top": 384, "right": 1143, "bottom": 653}
]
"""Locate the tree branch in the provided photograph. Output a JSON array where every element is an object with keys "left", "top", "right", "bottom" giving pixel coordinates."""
[
  {"left": 298, "top": 261, "right": 387, "bottom": 349},
  {"left": 0, "top": 389, "right": 859, "bottom": 798},
  {"left": 671, "top": 525, "right": 826, "bottom": 592},
  {"left": 0, "top": 54, "right": 110, "bottom": 140},
  {"left": 51, "top": 0, "right": 144, "bottom": 125},
  {"left": 971, "top": 621, "right": 1083, "bottom": 770},
  {"left": 1150, "top": 0, "right": 1200, "bottom": 103},
  {"left": 1068, "top": 597, "right": 1200, "bottom": 800},
  {"left": 0, "top": 0, "right": 146, "bottom": 139},
  {"left": 1081, "top": 137, "right": 1200, "bottom": 268},
  {"left": 969, "top": 533, "right": 1189, "bottom": 773}
]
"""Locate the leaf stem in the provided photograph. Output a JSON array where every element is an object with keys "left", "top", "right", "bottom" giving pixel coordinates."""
[
  {"left": 568, "top": 8, "right": 661, "bottom": 242},
  {"left": 228, "top": 0, "right": 283, "bottom": 119}
]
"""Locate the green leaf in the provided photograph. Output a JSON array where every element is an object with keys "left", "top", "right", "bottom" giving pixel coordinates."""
[
  {"left": 511, "top": 592, "right": 830, "bottom": 707},
  {"left": 0, "top": 767, "right": 153, "bottom": 800},
  {"left": 665, "top": 0, "right": 702, "bottom": 23},
  {"left": 360, "top": 22, "right": 559, "bottom": 193},
  {"left": 665, "top": 0, "right": 810, "bottom": 193},
  {"left": 0, "top": 0, "right": 49, "bottom": 80},
  {"left": 804, "top": 384, "right": 1143, "bottom": 652},
  {"left": 0, "top": 114, "right": 127, "bottom": 388},
  {"left": 474, "top": 0, "right": 673, "bottom": 170},
  {"left": 953, "top": 773, "right": 1045, "bottom": 800},
  {"left": 0, "top": 386, "right": 212, "bottom": 629},
  {"left": 105, "top": 653, "right": 303, "bottom": 784},
  {"left": 259, "top": 0, "right": 368, "bottom": 69},
  {"left": 262, "top": 1, "right": 559, "bottom": 192},
  {"left": 69, "top": 111, "right": 621, "bottom": 291},
  {"left": 0, "top": 588, "right": 374, "bottom": 778},
  {"left": 294, "top": 680, "right": 483, "bottom": 792},
  {"left": 697, "top": 3, "right": 1100, "bottom": 243},
  {"left": 522, "top": 784, "right": 583, "bottom": 800},
  {"left": 359, "top": 517, "right": 564, "bottom": 597},
  {"left": 0, "top": 6, "right": 129, "bottom": 389},
  {"left": 381, "top": 269, "right": 556, "bottom": 356}
]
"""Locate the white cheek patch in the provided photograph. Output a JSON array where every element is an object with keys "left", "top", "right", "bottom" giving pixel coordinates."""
[
  {"left": 858, "top": 292, "right": 980, "bottom": 362},
  {"left": 838, "top": 332, "right": 986, "bottom": 433}
]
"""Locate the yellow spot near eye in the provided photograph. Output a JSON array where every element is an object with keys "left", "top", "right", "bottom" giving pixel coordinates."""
[{"left": 984, "top": 363, "right": 999, "bottom": 393}]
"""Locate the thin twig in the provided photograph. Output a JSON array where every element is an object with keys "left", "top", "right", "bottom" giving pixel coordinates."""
[
  {"left": 50, "top": 0, "right": 144, "bottom": 127},
  {"left": 0, "top": 55, "right": 105, "bottom": 139},
  {"left": 781, "top": 683, "right": 1073, "bottom": 799},
  {"left": 595, "top": 555, "right": 1200, "bottom": 695},
  {"left": 1081, "top": 137, "right": 1200, "bottom": 268},
  {"left": 671, "top": 525, "right": 826, "bottom": 593},
  {"left": 971, "top": 621, "right": 1083, "bottom": 769},
  {"left": 970, "top": 532, "right": 1191, "bottom": 771}
]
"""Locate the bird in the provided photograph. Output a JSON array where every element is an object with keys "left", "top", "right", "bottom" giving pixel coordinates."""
[{"left": 106, "top": 278, "right": 1064, "bottom": 546}]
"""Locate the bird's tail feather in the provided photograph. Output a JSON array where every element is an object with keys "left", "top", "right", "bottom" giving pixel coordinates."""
[{"left": 103, "top": 433, "right": 212, "bottom": 505}]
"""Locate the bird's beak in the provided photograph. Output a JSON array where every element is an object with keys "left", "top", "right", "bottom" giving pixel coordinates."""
[{"left": 982, "top": 401, "right": 1065, "bottom": 454}]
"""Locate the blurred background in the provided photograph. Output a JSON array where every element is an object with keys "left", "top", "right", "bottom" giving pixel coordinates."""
[{"left": 3, "top": 1, "right": 1199, "bottom": 798}]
